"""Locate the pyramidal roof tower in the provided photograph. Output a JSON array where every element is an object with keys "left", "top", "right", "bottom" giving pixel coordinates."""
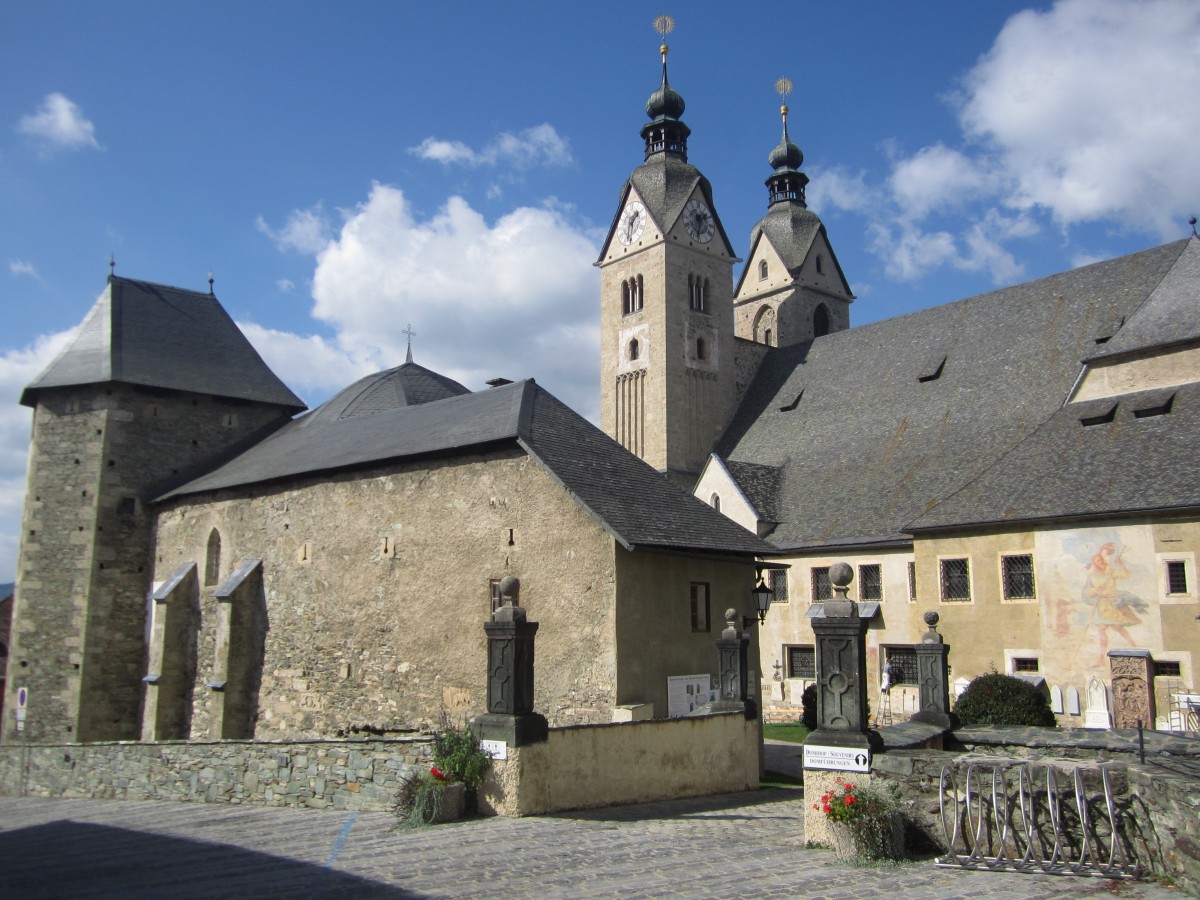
[
  {"left": 597, "top": 17, "right": 741, "bottom": 488},
  {"left": 733, "top": 79, "right": 854, "bottom": 349}
]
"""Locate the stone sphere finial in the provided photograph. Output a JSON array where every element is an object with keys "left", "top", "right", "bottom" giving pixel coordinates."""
[
  {"left": 830, "top": 562, "right": 853, "bottom": 587},
  {"left": 923, "top": 610, "right": 940, "bottom": 629},
  {"left": 499, "top": 575, "right": 520, "bottom": 606},
  {"left": 725, "top": 608, "right": 738, "bottom": 628}
]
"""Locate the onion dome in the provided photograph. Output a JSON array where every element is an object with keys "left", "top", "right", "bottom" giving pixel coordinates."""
[
  {"left": 640, "top": 19, "right": 690, "bottom": 162},
  {"left": 765, "top": 82, "right": 809, "bottom": 208},
  {"left": 768, "top": 120, "right": 804, "bottom": 171}
]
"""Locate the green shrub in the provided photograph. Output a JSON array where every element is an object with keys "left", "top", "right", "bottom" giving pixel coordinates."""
[
  {"left": 396, "top": 771, "right": 449, "bottom": 827},
  {"left": 801, "top": 683, "right": 818, "bottom": 730},
  {"left": 954, "top": 672, "right": 1056, "bottom": 727},
  {"left": 432, "top": 723, "right": 491, "bottom": 789}
]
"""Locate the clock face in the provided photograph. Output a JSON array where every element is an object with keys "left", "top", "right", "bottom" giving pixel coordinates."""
[
  {"left": 616, "top": 200, "right": 647, "bottom": 246},
  {"left": 683, "top": 199, "right": 715, "bottom": 243}
]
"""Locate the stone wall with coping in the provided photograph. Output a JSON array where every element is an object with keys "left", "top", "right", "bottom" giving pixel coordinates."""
[
  {"left": 0, "top": 737, "right": 434, "bottom": 811},
  {"left": 482, "top": 711, "right": 760, "bottom": 816}
]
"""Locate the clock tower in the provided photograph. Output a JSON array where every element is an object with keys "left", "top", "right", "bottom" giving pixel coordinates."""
[{"left": 597, "top": 18, "right": 739, "bottom": 488}]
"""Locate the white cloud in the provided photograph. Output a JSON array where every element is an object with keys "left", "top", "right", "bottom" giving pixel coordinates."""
[
  {"left": 806, "top": 167, "right": 877, "bottom": 215},
  {"left": 236, "top": 323, "right": 374, "bottom": 402},
  {"left": 275, "top": 278, "right": 295, "bottom": 293},
  {"left": 9, "top": 260, "right": 39, "bottom": 280},
  {"left": 958, "top": 0, "right": 1200, "bottom": 236},
  {"left": 409, "top": 124, "right": 574, "bottom": 169},
  {"left": 888, "top": 145, "right": 997, "bottom": 220},
  {"left": 307, "top": 183, "right": 599, "bottom": 417},
  {"left": 256, "top": 206, "right": 333, "bottom": 255},
  {"left": 0, "top": 328, "right": 76, "bottom": 582},
  {"left": 17, "top": 93, "right": 100, "bottom": 151}
]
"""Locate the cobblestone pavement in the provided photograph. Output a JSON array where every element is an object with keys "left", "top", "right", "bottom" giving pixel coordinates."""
[{"left": 0, "top": 790, "right": 1184, "bottom": 899}]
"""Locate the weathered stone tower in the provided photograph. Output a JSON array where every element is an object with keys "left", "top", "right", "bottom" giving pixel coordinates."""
[
  {"left": 2, "top": 276, "right": 304, "bottom": 743},
  {"left": 734, "top": 82, "right": 854, "bottom": 348},
  {"left": 597, "top": 24, "right": 740, "bottom": 489}
]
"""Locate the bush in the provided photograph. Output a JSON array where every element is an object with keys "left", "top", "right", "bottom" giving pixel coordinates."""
[
  {"left": 954, "top": 672, "right": 1056, "bottom": 727},
  {"left": 801, "top": 683, "right": 818, "bottom": 730},
  {"left": 432, "top": 722, "right": 491, "bottom": 790},
  {"left": 396, "top": 771, "right": 454, "bottom": 826}
]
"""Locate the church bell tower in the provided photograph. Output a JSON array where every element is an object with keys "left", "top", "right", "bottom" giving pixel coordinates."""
[{"left": 597, "top": 17, "right": 739, "bottom": 489}]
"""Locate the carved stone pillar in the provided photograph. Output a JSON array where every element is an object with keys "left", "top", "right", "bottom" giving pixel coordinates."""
[
  {"left": 911, "top": 610, "right": 952, "bottom": 729},
  {"left": 1109, "top": 649, "right": 1154, "bottom": 730},
  {"left": 473, "top": 576, "right": 548, "bottom": 746},
  {"left": 711, "top": 609, "right": 756, "bottom": 719}
]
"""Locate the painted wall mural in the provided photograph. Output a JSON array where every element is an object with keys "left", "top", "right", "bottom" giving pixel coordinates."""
[{"left": 1036, "top": 525, "right": 1162, "bottom": 687}]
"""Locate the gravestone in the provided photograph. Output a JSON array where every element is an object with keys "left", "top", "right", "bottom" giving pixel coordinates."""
[
  {"left": 1109, "top": 649, "right": 1154, "bottom": 729},
  {"left": 1066, "top": 685, "right": 1081, "bottom": 716},
  {"left": 1083, "top": 675, "right": 1112, "bottom": 729},
  {"left": 1050, "top": 685, "right": 1063, "bottom": 715}
]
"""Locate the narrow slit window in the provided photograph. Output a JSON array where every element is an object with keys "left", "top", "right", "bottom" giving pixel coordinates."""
[
  {"left": 811, "top": 566, "right": 832, "bottom": 602},
  {"left": 907, "top": 561, "right": 917, "bottom": 603},
  {"left": 759, "top": 260, "right": 768, "bottom": 280},
  {"left": 770, "top": 569, "right": 789, "bottom": 603},
  {"left": 690, "top": 582, "right": 710, "bottom": 632},
  {"left": 628, "top": 339, "right": 639, "bottom": 361},
  {"left": 696, "top": 337, "right": 706, "bottom": 360}
]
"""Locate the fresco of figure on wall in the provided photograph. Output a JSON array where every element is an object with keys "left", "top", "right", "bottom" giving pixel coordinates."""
[{"left": 1082, "top": 541, "right": 1148, "bottom": 664}]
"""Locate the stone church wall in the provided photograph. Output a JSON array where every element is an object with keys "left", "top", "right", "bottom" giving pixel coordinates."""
[
  {"left": 151, "top": 447, "right": 620, "bottom": 740},
  {"left": 4, "top": 384, "right": 291, "bottom": 744}
]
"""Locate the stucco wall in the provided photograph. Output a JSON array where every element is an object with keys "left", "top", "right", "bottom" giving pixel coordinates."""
[
  {"left": 481, "top": 711, "right": 760, "bottom": 816},
  {"left": 151, "top": 447, "right": 620, "bottom": 740},
  {"left": 614, "top": 547, "right": 760, "bottom": 718}
]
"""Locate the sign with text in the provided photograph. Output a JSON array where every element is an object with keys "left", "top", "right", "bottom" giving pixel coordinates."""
[
  {"left": 667, "top": 674, "right": 714, "bottom": 718},
  {"left": 480, "top": 739, "right": 508, "bottom": 761},
  {"left": 803, "top": 744, "right": 870, "bottom": 773}
]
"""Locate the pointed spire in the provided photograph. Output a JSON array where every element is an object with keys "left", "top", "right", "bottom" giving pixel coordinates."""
[
  {"left": 403, "top": 323, "right": 416, "bottom": 364},
  {"left": 641, "top": 15, "right": 690, "bottom": 162},
  {"left": 765, "top": 77, "right": 808, "bottom": 208},
  {"left": 208, "top": 271, "right": 215, "bottom": 295}
]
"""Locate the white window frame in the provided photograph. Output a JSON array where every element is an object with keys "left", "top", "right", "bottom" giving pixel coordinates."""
[
  {"left": 1156, "top": 552, "right": 1197, "bottom": 603},
  {"left": 1004, "top": 648, "right": 1041, "bottom": 676}
]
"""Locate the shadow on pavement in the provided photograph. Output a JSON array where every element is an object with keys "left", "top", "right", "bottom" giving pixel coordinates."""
[
  {"left": 0, "top": 819, "right": 416, "bottom": 900},
  {"left": 549, "top": 787, "right": 804, "bottom": 823}
]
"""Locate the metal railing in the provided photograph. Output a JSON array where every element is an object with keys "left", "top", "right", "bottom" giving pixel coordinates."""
[{"left": 936, "top": 761, "right": 1138, "bottom": 879}]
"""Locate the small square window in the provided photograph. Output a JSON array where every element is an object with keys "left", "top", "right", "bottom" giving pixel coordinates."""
[
  {"left": 690, "top": 582, "right": 710, "bottom": 632},
  {"left": 1155, "top": 661, "right": 1182, "bottom": 678},
  {"left": 1013, "top": 657, "right": 1040, "bottom": 673},
  {"left": 786, "top": 645, "right": 814, "bottom": 679},
  {"left": 811, "top": 566, "right": 832, "bottom": 602},
  {"left": 858, "top": 564, "right": 882, "bottom": 601},
  {"left": 1002, "top": 554, "right": 1036, "bottom": 600},
  {"left": 1166, "top": 560, "right": 1188, "bottom": 595},
  {"left": 940, "top": 558, "right": 971, "bottom": 602},
  {"left": 770, "top": 569, "right": 789, "bottom": 603}
]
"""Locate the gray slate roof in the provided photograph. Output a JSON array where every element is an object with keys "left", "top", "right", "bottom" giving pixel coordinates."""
[
  {"left": 908, "top": 381, "right": 1200, "bottom": 530},
  {"left": 601, "top": 154, "right": 737, "bottom": 260},
  {"left": 21, "top": 276, "right": 305, "bottom": 411},
  {"left": 716, "top": 238, "right": 1192, "bottom": 550},
  {"left": 723, "top": 460, "right": 782, "bottom": 523},
  {"left": 1087, "top": 236, "right": 1200, "bottom": 361},
  {"left": 162, "top": 377, "right": 771, "bottom": 557}
]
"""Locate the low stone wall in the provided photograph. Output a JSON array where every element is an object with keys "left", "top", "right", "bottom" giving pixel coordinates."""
[
  {"left": 483, "top": 711, "right": 760, "bottom": 816},
  {"left": 0, "top": 736, "right": 434, "bottom": 811},
  {"left": 869, "top": 725, "right": 1200, "bottom": 892}
]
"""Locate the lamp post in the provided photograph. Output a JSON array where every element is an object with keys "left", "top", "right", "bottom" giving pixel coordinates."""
[{"left": 752, "top": 576, "right": 773, "bottom": 623}]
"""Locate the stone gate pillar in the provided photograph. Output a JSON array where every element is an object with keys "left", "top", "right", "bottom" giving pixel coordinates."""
[
  {"left": 911, "top": 610, "right": 952, "bottom": 729},
  {"left": 711, "top": 609, "right": 756, "bottom": 719},
  {"left": 473, "top": 576, "right": 548, "bottom": 747}
]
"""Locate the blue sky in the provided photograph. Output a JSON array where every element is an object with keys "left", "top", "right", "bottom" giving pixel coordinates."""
[{"left": 2, "top": 0, "right": 1199, "bottom": 581}]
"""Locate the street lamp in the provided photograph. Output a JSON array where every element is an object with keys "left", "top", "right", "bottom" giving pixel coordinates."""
[{"left": 752, "top": 576, "right": 773, "bottom": 624}]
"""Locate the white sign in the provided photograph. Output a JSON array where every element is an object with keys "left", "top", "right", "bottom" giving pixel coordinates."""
[
  {"left": 480, "top": 739, "right": 507, "bottom": 761},
  {"left": 16, "top": 687, "right": 28, "bottom": 709},
  {"left": 667, "top": 674, "right": 714, "bottom": 718},
  {"left": 803, "top": 744, "right": 871, "bottom": 773}
]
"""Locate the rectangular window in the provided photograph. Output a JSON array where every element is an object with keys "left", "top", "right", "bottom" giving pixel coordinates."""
[
  {"left": 858, "top": 564, "right": 882, "bottom": 601},
  {"left": 1012, "top": 657, "right": 1040, "bottom": 673},
  {"left": 690, "top": 582, "right": 710, "bottom": 632},
  {"left": 940, "top": 558, "right": 971, "bottom": 602},
  {"left": 769, "top": 569, "right": 789, "bottom": 603},
  {"left": 907, "top": 561, "right": 917, "bottom": 603},
  {"left": 811, "top": 566, "right": 832, "bottom": 602},
  {"left": 1001, "top": 554, "right": 1036, "bottom": 600},
  {"left": 490, "top": 579, "right": 503, "bottom": 614},
  {"left": 884, "top": 647, "right": 918, "bottom": 685},
  {"left": 1166, "top": 560, "right": 1188, "bottom": 595},
  {"left": 1155, "top": 661, "right": 1182, "bottom": 678},
  {"left": 786, "top": 645, "right": 815, "bottom": 679}
]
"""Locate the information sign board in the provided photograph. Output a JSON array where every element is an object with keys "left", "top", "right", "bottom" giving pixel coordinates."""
[
  {"left": 803, "top": 744, "right": 870, "bottom": 773},
  {"left": 480, "top": 739, "right": 508, "bottom": 761}
]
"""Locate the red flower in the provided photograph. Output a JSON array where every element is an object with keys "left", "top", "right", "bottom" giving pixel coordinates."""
[
  {"left": 846, "top": 796, "right": 856, "bottom": 804},
  {"left": 823, "top": 804, "right": 832, "bottom": 814},
  {"left": 844, "top": 783, "right": 854, "bottom": 790},
  {"left": 430, "top": 766, "right": 447, "bottom": 781}
]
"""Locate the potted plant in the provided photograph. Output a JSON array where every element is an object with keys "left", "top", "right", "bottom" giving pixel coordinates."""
[
  {"left": 397, "top": 721, "right": 493, "bottom": 826},
  {"left": 398, "top": 766, "right": 464, "bottom": 826},
  {"left": 814, "top": 776, "right": 906, "bottom": 862}
]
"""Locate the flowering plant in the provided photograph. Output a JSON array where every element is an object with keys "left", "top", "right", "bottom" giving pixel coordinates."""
[
  {"left": 814, "top": 777, "right": 862, "bottom": 824},
  {"left": 429, "top": 766, "right": 448, "bottom": 782}
]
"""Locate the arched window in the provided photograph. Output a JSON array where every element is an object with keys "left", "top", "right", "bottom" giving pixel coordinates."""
[
  {"left": 205, "top": 528, "right": 221, "bottom": 586},
  {"left": 635, "top": 274, "right": 644, "bottom": 312},
  {"left": 813, "top": 303, "right": 831, "bottom": 338},
  {"left": 696, "top": 337, "right": 707, "bottom": 360},
  {"left": 752, "top": 305, "right": 776, "bottom": 345},
  {"left": 759, "top": 260, "right": 768, "bottom": 280},
  {"left": 764, "top": 328, "right": 772, "bottom": 346},
  {"left": 629, "top": 339, "right": 639, "bottom": 361},
  {"left": 815, "top": 254, "right": 824, "bottom": 275},
  {"left": 622, "top": 280, "right": 631, "bottom": 316},
  {"left": 711, "top": 493, "right": 721, "bottom": 512}
]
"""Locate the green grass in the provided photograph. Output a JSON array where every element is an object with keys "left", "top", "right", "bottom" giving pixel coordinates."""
[{"left": 763, "top": 722, "right": 810, "bottom": 743}]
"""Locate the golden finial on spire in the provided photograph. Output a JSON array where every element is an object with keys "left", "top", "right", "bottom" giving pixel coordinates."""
[
  {"left": 654, "top": 14, "right": 674, "bottom": 61},
  {"left": 776, "top": 76, "right": 793, "bottom": 121}
]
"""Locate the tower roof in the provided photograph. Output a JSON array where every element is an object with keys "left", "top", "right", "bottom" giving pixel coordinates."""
[{"left": 21, "top": 276, "right": 305, "bottom": 411}]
